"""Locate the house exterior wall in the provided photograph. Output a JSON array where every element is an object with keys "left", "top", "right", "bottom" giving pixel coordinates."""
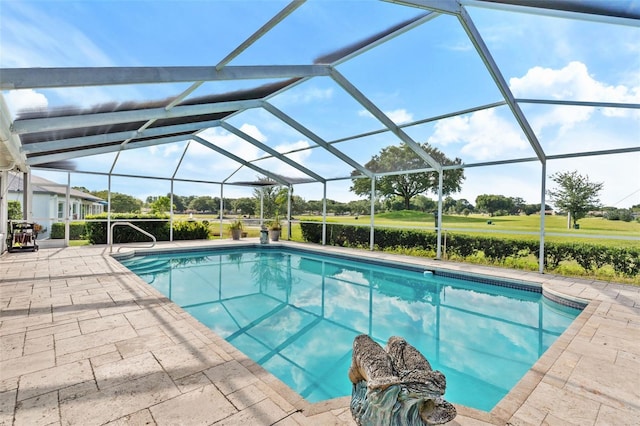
[{"left": 7, "top": 191, "right": 103, "bottom": 240}]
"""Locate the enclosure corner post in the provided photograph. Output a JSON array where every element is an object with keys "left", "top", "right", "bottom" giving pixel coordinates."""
[
  {"left": 370, "top": 176, "right": 375, "bottom": 251},
  {"left": 539, "top": 161, "right": 546, "bottom": 274}
]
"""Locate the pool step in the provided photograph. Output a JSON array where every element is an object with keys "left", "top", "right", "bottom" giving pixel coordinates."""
[{"left": 122, "top": 258, "right": 170, "bottom": 275}]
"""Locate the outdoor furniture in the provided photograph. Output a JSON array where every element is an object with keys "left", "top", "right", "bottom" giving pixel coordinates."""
[{"left": 6, "top": 221, "right": 38, "bottom": 252}]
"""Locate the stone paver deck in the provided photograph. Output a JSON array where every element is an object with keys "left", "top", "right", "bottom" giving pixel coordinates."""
[{"left": 1, "top": 240, "right": 638, "bottom": 425}]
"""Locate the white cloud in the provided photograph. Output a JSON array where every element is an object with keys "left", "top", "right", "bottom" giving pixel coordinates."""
[
  {"left": 386, "top": 109, "right": 413, "bottom": 124},
  {"left": 239, "top": 123, "right": 267, "bottom": 143},
  {"left": 428, "top": 109, "right": 529, "bottom": 161},
  {"left": 195, "top": 126, "right": 262, "bottom": 162},
  {"left": 358, "top": 108, "right": 413, "bottom": 124},
  {"left": 162, "top": 144, "right": 181, "bottom": 157},
  {"left": 3, "top": 89, "right": 49, "bottom": 116},
  {"left": 0, "top": 2, "right": 113, "bottom": 68},
  {"left": 275, "top": 85, "right": 334, "bottom": 106},
  {"left": 509, "top": 61, "right": 640, "bottom": 133}
]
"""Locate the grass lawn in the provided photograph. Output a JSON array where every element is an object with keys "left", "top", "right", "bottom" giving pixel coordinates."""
[{"left": 294, "top": 211, "right": 640, "bottom": 248}]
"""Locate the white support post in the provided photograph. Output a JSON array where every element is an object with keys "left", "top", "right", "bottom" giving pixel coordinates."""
[
  {"left": 219, "top": 184, "right": 224, "bottom": 239},
  {"left": 436, "top": 171, "right": 444, "bottom": 259},
  {"left": 170, "top": 180, "right": 174, "bottom": 242},
  {"left": 0, "top": 171, "right": 8, "bottom": 253},
  {"left": 107, "top": 175, "right": 112, "bottom": 245},
  {"left": 322, "top": 183, "right": 327, "bottom": 246},
  {"left": 23, "top": 172, "right": 32, "bottom": 221},
  {"left": 65, "top": 172, "right": 70, "bottom": 247},
  {"left": 260, "top": 189, "right": 264, "bottom": 227},
  {"left": 539, "top": 162, "right": 547, "bottom": 274},
  {"left": 287, "top": 185, "right": 292, "bottom": 240},
  {"left": 370, "top": 177, "right": 375, "bottom": 251}
]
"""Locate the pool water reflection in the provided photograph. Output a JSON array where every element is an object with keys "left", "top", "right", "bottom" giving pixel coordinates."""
[{"left": 120, "top": 248, "right": 581, "bottom": 411}]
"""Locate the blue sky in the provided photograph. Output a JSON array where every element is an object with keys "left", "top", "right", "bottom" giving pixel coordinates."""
[{"left": 1, "top": 0, "right": 639, "bottom": 208}]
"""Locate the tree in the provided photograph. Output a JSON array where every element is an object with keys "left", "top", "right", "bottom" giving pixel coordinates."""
[
  {"left": 234, "top": 197, "right": 256, "bottom": 216},
  {"left": 547, "top": 170, "right": 603, "bottom": 228},
  {"left": 92, "top": 191, "right": 143, "bottom": 213},
  {"left": 347, "top": 199, "right": 371, "bottom": 215},
  {"left": 413, "top": 195, "right": 436, "bottom": 212},
  {"left": 170, "top": 194, "right": 186, "bottom": 212},
  {"left": 306, "top": 200, "right": 323, "bottom": 214},
  {"left": 253, "top": 184, "right": 278, "bottom": 218},
  {"left": 509, "top": 197, "right": 526, "bottom": 215},
  {"left": 8, "top": 200, "right": 22, "bottom": 220},
  {"left": 150, "top": 196, "right": 173, "bottom": 214},
  {"left": 475, "top": 194, "right": 513, "bottom": 216},
  {"left": 189, "top": 196, "right": 216, "bottom": 213},
  {"left": 454, "top": 198, "right": 474, "bottom": 214},
  {"left": 72, "top": 186, "right": 91, "bottom": 194},
  {"left": 350, "top": 142, "right": 464, "bottom": 209},
  {"left": 443, "top": 196, "right": 457, "bottom": 213}
]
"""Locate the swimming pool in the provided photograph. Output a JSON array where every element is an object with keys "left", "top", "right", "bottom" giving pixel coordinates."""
[{"left": 118, "top": 246, "right": 582, "bottom": 411}]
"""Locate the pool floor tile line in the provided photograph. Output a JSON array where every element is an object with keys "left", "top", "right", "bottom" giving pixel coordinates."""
[{"left": 0, "top": 240, "right": 639, "bottom": 425}]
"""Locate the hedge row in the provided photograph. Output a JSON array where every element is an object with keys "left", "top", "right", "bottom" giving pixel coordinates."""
[
  {"left": 300, "top": 222, "right": 639, "bottom": 277},
  {"left": 51, "top": 214, "right": 211, "bottom": 244},
  {"left": 51, "top": 222, "right": 86, "bottom": 240}
]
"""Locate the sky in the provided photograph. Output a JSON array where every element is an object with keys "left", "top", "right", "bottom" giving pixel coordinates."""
[{"left": 1, "top": 0, "right": 639, "bottom": 208}]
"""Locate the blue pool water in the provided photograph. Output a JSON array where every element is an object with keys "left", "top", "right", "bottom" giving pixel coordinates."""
[{"left": 118, "top": 247, "right": 582, "bottom": 411}]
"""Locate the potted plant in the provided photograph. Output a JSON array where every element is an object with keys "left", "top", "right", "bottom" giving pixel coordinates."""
[
  {"left": 268, "top": 187, "right": 289, "bottom": 242},
  {"left": 269, "top": 217, "right": 281, "bottom": 241},
  {"left": 229, "top": 219, "right": 243, "bottom": 240}
]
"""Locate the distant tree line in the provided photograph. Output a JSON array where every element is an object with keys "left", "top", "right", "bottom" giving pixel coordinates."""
[{"left": 71, "top": 168, "right": 635, "bottom": 223}]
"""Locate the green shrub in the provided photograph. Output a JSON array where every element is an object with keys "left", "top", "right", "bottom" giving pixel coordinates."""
[
  {"left": 50, "top": 222, "right": 86, "bottom": 240},
  {"left": 8, "top": 201, "right": 22, "bottom": 220},
  {"left": 84, "top": 214, "right": 170, "bottom": 244},
  {"left": 83, "top": 214, "right": 212, "bottom": 244},
  {"left": 172, "top": 220, "right": 211, "bottom": 240},
  {"left": 300, "top": 221, "right": 640, "bottom": 277}
]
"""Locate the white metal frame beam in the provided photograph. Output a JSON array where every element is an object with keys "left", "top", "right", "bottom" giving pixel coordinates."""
[
  {"left": 12, "top": 100, "right": 261, "bottom": 134},
  {"left": 27, "top": 134, "right": 190, "bottom": 165},
  {"left": 261, "top": 102, "right": 373, "bottom": 177},
  {"left": 462, "top": 0, "right": 640, "bottom": 26},
  {"left": 0, "top": 65, "right": 329, "bottom": 90},
  {"left": 191, "top": 135, "right": 288, "bottom": 185},
  {"left": 329, "top": 68, "right": 443, "bottom": 172},
  {"left": 216, "top": 0, "right": 306, "bottom": 70},
  {"left": 219, "top": 121, "right": 325, "bottom": 183},
  {"left": 457, "top": 6, "right": 546, "bottom": 163},
  {"left": 21, "top": 119, "right": 221, "bottom": 155},
  {"left": 0, "top": 95, "right": 27, "bottom": 171}
]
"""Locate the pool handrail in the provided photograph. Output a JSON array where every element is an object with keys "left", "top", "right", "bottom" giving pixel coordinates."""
[{"left": 109, "top": 221, "right": 156, "bottom": 253}]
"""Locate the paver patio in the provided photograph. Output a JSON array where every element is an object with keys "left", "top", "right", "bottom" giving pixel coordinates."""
[{"left": 1, "top": 240, "right": 638, "bottom": 425}]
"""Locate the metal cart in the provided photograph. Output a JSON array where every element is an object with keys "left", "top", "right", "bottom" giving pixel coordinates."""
[{"left": 6, "top": 221, "right": 39, "bottom": 252}]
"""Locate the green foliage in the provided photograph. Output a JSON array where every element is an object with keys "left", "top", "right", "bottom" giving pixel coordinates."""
[
  {"left": 84, "top": 213, "right": 170, "bottom": 244},
  {"left": 150, "top": 196, "right": 173, "bottom": 214},
  {"left": 91, "top": 191, "right": 143, "bottom": 213},
  {"left": 350, "top": 142, "right": 464, "bottom": 209},
  {"left": 172, "top": 220, "right": 211, "bottom": 240},
  {"left": 83, "top": 214, "right": 211, "bottom": 243},
  {"left": 229, "top": 219, "right": 243, "bottom": 231},
  {"left": 605, "top": 208, "right": 634, "bottom": 222},
  {"left": 188, "top": 196, "right": 218, "bottom": 213},
  {"left": 233, "top": 197, "right": 256, "bottom": 216},
  {"left": 8, "top": 200, "right": 22, "bottom": 220},
  {"left": 299, "top": 221, "right": 639, "bottom": 277},
  {"left": 253, "top": 181, "right": 280, "bottom": 218},
  {"left": 475, "top": 194, "right": 514, "bottom": 216},
  {"left": 50, "top": 222, "right": 86, "bottom": 240},
  {"left": 547, "top": 170, "right": 603, "bottom": 227}
]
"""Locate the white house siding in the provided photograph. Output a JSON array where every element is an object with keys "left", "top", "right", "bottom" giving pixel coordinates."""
[{"left": 7, "top": 173, "right": 104, "bottom": 240}]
